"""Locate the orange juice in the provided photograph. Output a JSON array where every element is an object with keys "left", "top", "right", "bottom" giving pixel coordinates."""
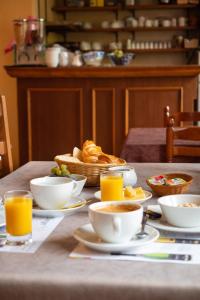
[
  {"left": 100, "top": 175, "right": 123, "bottom": 201},
  {"left": 5, "top": 197, "right": 32, "bottom": 236}
]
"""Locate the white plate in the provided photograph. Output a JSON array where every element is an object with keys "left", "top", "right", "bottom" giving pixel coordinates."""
[
  {"left": 73, "top": 223, "right": 159, "bottom": 253},
  {"left": 33, "top": 197, "right": 86, "bottom": 217},
  {"left": 94, "top": 190, "right": 152, "bottom": 204},
  {"left": 147, "top": 217, "right": 200, "bottom": 233}
]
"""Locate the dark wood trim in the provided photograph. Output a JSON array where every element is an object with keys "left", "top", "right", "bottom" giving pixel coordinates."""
[{"left": 5, "top": 65, "right": 200, "bottom": 79}]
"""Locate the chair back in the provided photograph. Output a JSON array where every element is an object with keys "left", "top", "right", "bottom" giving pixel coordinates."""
[
  {"left": 164, "top": 106, "right": 200, "bottom": 162},
  {"left": 0, "top": 95, "right": 13, "bottom": 176}
]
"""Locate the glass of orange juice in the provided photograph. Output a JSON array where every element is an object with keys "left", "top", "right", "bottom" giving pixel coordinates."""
[
  {"left": 100, "top": 171, "right": 123, "bottom": 201},
  {"left": 4, "top": 190, "right": 33, "bottom": 245}
]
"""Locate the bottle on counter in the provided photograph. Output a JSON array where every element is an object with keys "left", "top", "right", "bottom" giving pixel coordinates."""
[
  {"left": 104, "top": 0, "right": 118, "bottom": 6},
  {"left": 96, "top": 0, "right": 104, "bottom": 6},
  {"left": 65, "top": 0, "right": 84, "bottom": 6},
  {"left": 55, "top": 0, "right": 65, "bottom": 6},
  {"left": 90, "top": 0, "right": 97, "bottom": 6},
  {"left": 126, "top": 0, "right": 135, "bottom": 5}
]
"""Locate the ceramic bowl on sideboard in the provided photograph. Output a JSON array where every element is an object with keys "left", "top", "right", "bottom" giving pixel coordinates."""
[
  {"left": 82, "top": 51, "right": 105, "bottom": 66},
  {"left": 158, "top": 194, "right": 200, "bottom": 228},
  {"left": 107, "top": 52, "right": 135, "bottom": 66}
]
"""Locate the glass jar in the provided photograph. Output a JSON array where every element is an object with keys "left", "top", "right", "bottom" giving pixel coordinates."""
[
  {"left": 13, "top": 18, "right": 45, "bottom": 65},
  {"left": 126, "top": 0, "right": 135, "bottom": 5},
  {"left": 25, "top": 18, "right": 45, "bottom": 48},
  {"left": 13, "top": 19, "right": 27, "bottom": 49}
]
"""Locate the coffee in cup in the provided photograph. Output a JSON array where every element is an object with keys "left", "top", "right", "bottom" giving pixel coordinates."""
[
  {"left": 96, "top": 204, "right": 138, "bottom": 213},
  {"left": 89, "top": 201, "right": 143, "bottom": 243}
]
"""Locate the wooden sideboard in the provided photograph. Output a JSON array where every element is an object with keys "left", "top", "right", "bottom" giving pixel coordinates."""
[{"left": 5, "top": 65, "right": 200, "bottom": 165}]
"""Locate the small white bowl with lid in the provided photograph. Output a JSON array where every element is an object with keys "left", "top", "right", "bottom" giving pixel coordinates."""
[{"left": 108, "top": 166, "right": 137, "bottom": 187}]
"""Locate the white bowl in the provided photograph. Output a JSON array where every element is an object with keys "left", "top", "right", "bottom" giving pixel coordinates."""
[
  {"left": 158, "top": 194, "right": 200, "bottom": 228},
  {"left": 30, "top": 176, "right": 80, "bottom": 210}
]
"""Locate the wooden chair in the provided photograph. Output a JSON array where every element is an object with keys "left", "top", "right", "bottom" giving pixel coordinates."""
[
  {"left": 0, "top": 95, "right": 13, "bottom": 176},
  {"left": 164, "top": 106, "right": 200, "bottom": 162}
]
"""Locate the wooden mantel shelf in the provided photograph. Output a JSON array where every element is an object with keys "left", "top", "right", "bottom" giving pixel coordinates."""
[{"left": 4, "top": 65, "right": 200, "bottom": 79}]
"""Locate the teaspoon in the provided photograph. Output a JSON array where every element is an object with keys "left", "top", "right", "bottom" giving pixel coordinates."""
[{"left": 136, "top": 213, "right": 148, "bottom": 239}]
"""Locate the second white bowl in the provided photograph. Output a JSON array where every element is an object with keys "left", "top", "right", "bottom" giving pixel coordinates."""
[{"left": 158, "top": 194, "right": 200, "bottom": 228}]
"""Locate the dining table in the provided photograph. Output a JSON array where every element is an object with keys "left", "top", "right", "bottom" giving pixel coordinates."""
[{"left": 0, "top": 161, "right": 200, "bottom": 300}]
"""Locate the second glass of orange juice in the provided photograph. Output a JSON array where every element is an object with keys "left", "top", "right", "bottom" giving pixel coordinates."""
[
  {"left": 4, "top": 190, "right": 33, "bottom": 245},
  {"left": 100, "top": 171, "right": 123, "bottom": 201}
]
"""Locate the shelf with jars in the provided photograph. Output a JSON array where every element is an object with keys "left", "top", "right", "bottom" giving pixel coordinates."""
[
  {"left": 46, "top": 0, "right": 200, "bottom": 55},
  {"left": 51, "top": 3, "right": 198, "bottom": 12},
  {"left": 46, "top": 24, "right": 197, "bottom": 33}
]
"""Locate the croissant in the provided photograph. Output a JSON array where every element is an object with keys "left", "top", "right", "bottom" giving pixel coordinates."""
[
  {"left": 82, "top": 140, "right": 103, "bottom": 163},
  {"left": 81, "top": 140, "right": 123, "bottom": 164},
  {"left": 97, "top": 154, "right": 123, "bottom": 164}
]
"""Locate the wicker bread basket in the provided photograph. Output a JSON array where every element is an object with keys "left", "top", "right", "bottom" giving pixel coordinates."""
[
  {"left": 146, "top": 173, "right": 193, "bottom": 196},
  {"left": 55, "top": 156, "right": 126, "bottom": 186}
]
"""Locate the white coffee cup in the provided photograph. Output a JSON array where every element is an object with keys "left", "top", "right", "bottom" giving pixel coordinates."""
[
  {"left": 80, "top": 41, "right": 91, "bottom": 51},
  {"left": 108, "top": 166, "right": 137, "bottom": 187},
  {"left": 59, "top": 51, "right": 69, "bottom": 67},
  {"left": 145, "top": 19, "right": 153, "bottom": 28},
  {"left": 68, "top": 174, "right": 87, "bottom": 196},
  {"left": 45, "top": 47, "right": 60, "bottom": 67},
  {"left": 83, "top": 22, "right": 92, "bottom": 29},
  {"left": 30, "top": 176, "right": 79, "bottom": 210},
  {"left": 92, "top": 42, "right": 102, "bottom": 51},
  {"left": 89, "top": 201, "right": 143, "bottom": 243},
  {"left": 162, "top": 19, "right": 171, "bottom": 27},
  {"left": 101, "top": 21, "right": 109, "bottom": 29}
]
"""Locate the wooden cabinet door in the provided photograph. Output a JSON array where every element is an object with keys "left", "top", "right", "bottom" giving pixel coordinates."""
[
  {"left": 91, "top": 87, "right": 116, "bottom": 155},
  {"left": 125, "top": 86, "right": 184, "bottom": 134},
  {"left": 27, "top": 88, "right": 84, "bottom": 161}
]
